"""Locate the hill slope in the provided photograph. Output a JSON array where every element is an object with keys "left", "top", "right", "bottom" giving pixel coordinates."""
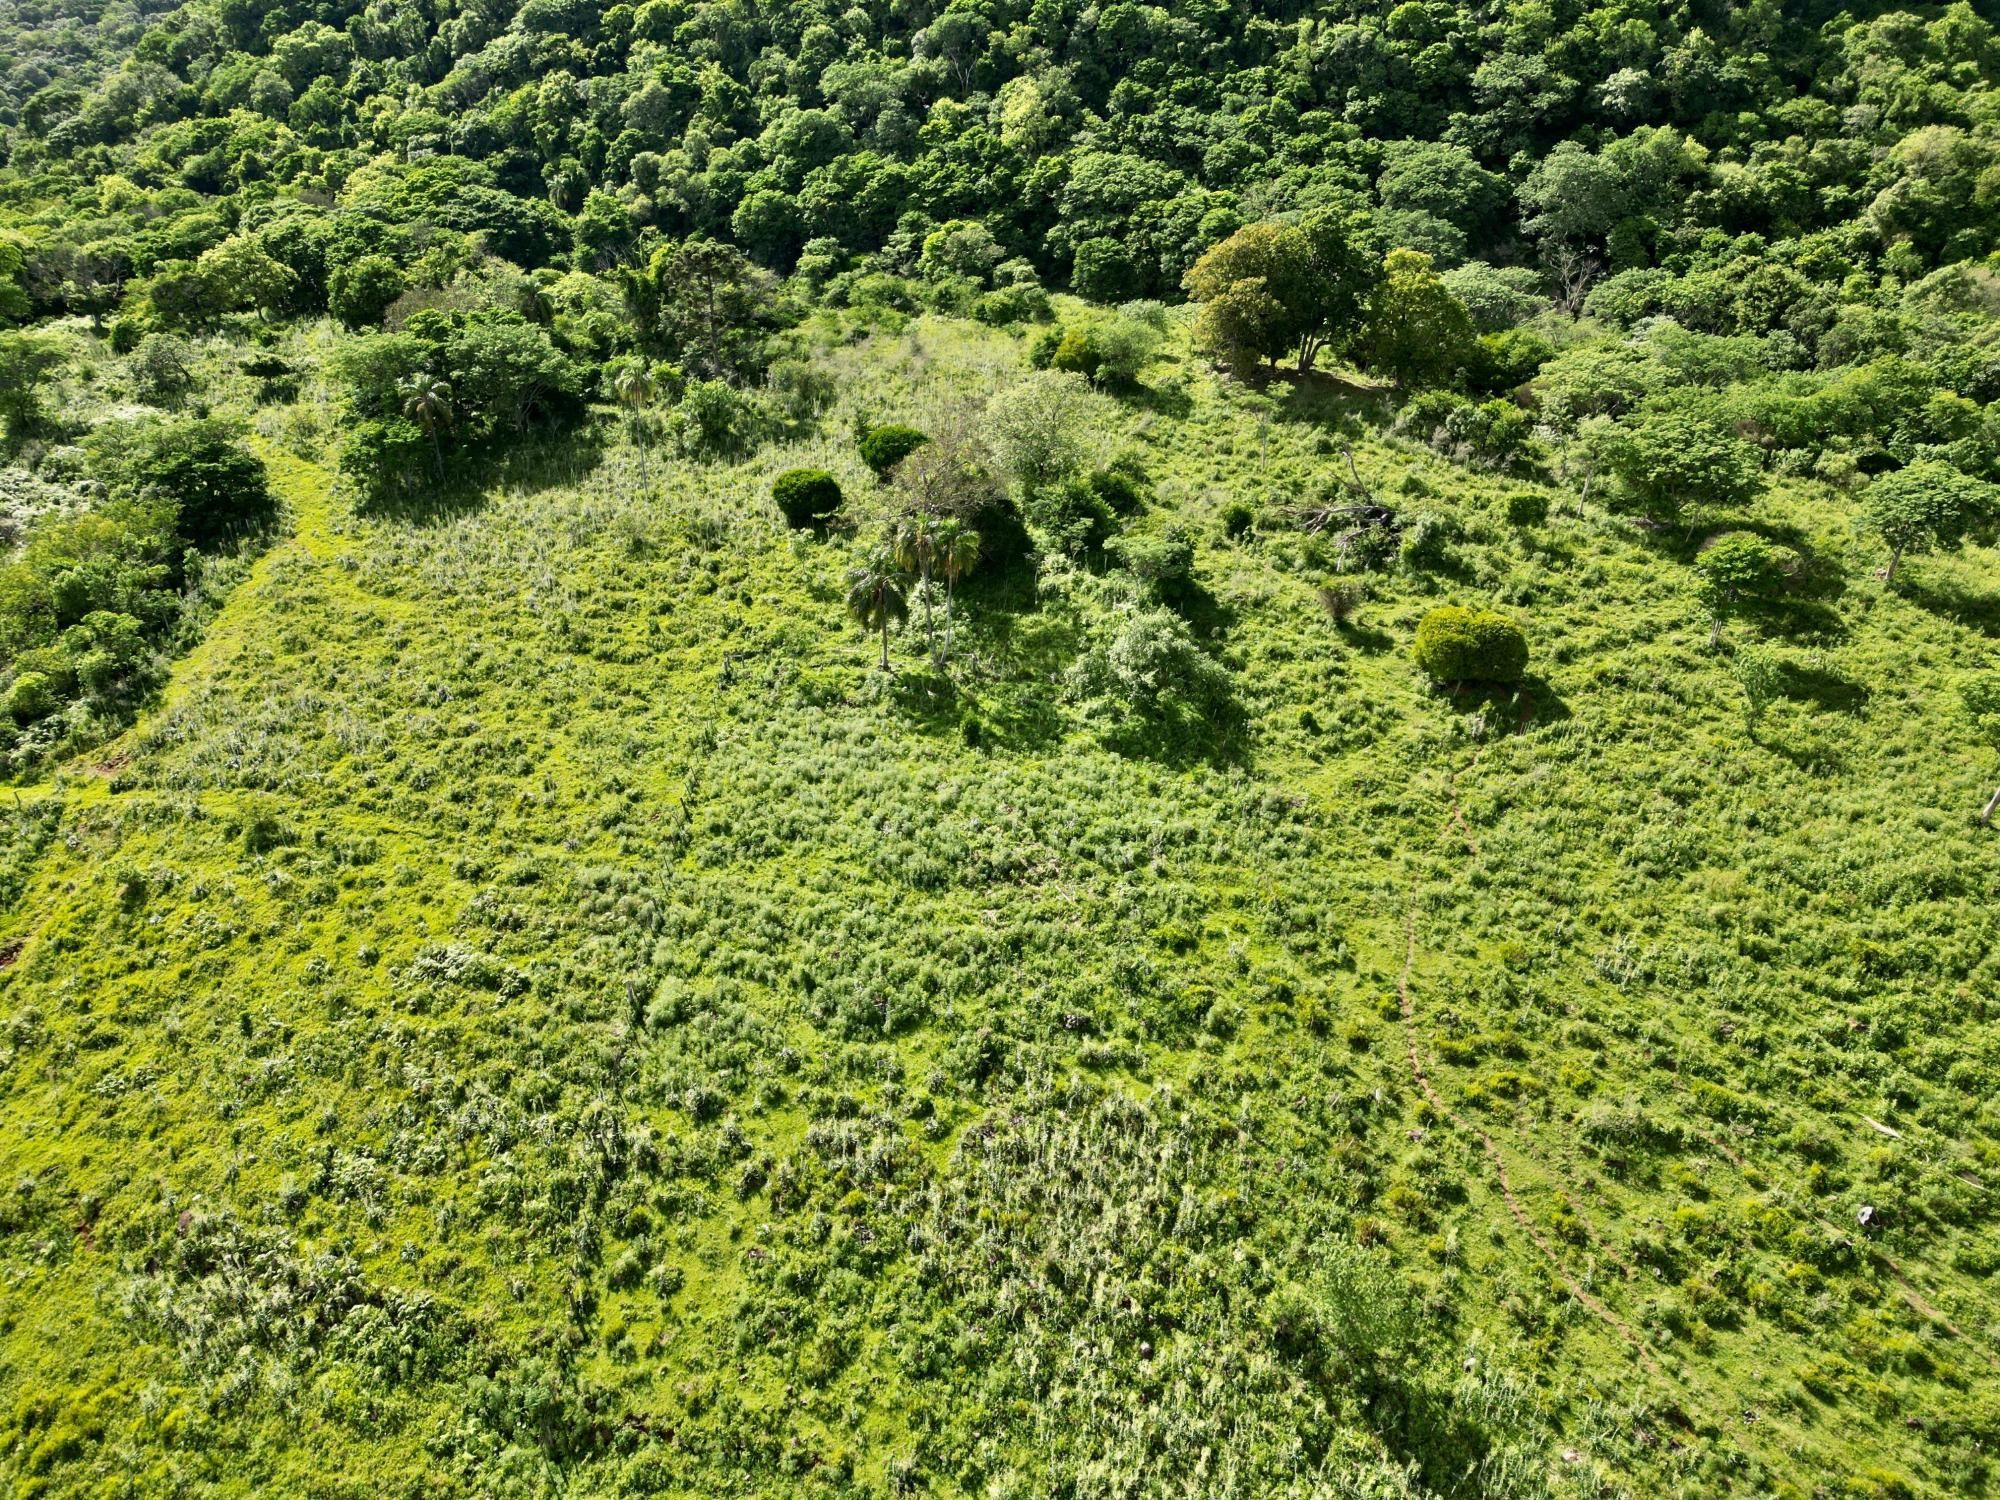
[{"left": 2, "top": 314, "right": 1997, "bottom": 1497}]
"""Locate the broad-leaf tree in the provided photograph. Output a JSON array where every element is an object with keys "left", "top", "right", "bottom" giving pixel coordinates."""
[{"left": 1856, "top": 460, "right": 1992, "bottom": 582}]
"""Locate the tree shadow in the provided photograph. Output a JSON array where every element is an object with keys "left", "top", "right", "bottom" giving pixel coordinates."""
[
  {"left": 1109, "top": 377, "right": 1194, "bottom": 420},
  {"left": 1897, "top": 571, "right": 2000, "bottom": 636},
  {"left": 1779, "top": 659, "right": 1868, "bottom": 715},
  {"left": 355, "top": 426, "right": 607, "bottom": 526},
  {"left": 1271, "top": 369, "right": 1393, "bottom": 434},
  {"left": 1167, "top": 576, "right": 1236, "bottom": 642},
  {"left": 1335, "top": 618, "right": 1396, "bottom": 654},
  {"left": 1442, "top": 676, "right": 1573, "bottom": 733}
]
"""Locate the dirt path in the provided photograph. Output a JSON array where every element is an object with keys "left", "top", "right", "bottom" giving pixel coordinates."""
[{"left": 1398, "top": 911, "right": 1664, "bottom": 1379}]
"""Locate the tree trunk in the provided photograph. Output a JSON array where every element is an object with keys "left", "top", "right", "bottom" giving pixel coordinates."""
[
  {"left": 1982, "top": 783, "right": 2000, "bottom": 825},
  {"left": 1884, "top": 542, "right": 1904, "bottom": 583},
  {"left": 921, "top": 564, "right": 937, "bottom": 665},
  {"left": 430, "top": 428, "right": 443, "bottom": 481},
  {"left": 879, "top": 617, "right": 890, "bottom": 671},
  {"left": 943, "top": 579, "right": 955, "bottom": 663}
]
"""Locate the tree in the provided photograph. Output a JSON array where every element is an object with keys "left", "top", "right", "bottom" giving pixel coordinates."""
[
  {"left": 330, "top": 255, "right": 405, "bottom": 330},
  {"left": 1413, "top": 605, "right": 1528, "bottom": 685},
  {"left": 439, "top": 316, "right": 584, "bottom": 437},
  {"left": 858, "top": 424, "right": 930, "bottom": 478},
  {"left": 1692, "top": 531, "right": 1799, "bottom": 645},
  {"left": 984, "top": 372, "right": 1090, "bottom": 493},
  {"left": 936, "top": 517, "right": 981, "bottom": 662},
  {"left": 892, "top": 511, "right": 942, "bottom": 663},
  {"left": 1072, "top": 237, "right": 1138, "bottom": 303},
  {"left": 129, "top": 334, "right": 198, "bottom": 409},
  {"left": 100, "top": 418, "right": 274, "bottom": 549},
  {"left": 0, "top": 237, "right": 30, "bottom": 323},
  {"left": 1732, "top": 645, "right": 1784, "bottom": 731},
  {"left": 612, "top": 363, "right": 660, "bottom": 483},
  {"left": 920, "top": 221, "right": 1002, "bottom": 284},
  {"left": 399, "top": 375, "right": 454, "bottom": 481},
  {"left": 0, "top": 333, "right": 66, "bottom": 444},
  {"left": 1182, "top": 212, "right": 1378, "bottom": 374},
  {"left": 1605, "top": 398, "right": 1764, "bottom": 528},
  {"left": 196, "top": 238, "right": 296, "bottom": 321},
  {"left": 1091, "top": 313, "right": 1164, "bottom": 387},
  {"left": 1357, "top": 249, "right": 1476, "bottom": 390},
  {"left": 650, "top": 238, "right": 773, "bottom": 379},
  {"left": 1960, "top": 674, "right": 2000, "bottom": 824},
  {"left": 1856, "top": 461, "right": 1992, "bottom": 582},
  {"left": 772, "top": 469, "right": 843, "bottom": 528},
  {"left": 845, "top": 547, "right": 909, "bottom": 670}
]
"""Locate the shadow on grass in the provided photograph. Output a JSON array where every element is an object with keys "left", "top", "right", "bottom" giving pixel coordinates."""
[
  {"left": 1272, "top": 369, "right": 1393, "bottom": 434},
  {"left": 1167, "top": 576, "right": 1237, "bottom": 643},
  {"left": 1779, "top": 658, "right": 1869, "bottom": 715},
  {"left": 1440, "top": 676, "right": 1573, "bottom": 733},
  {"left": 1112, "top": 377, "right": 1194, "bottom": 420},
  {"left": 1898, "top": 571, "right": 2000, "bottom": 636},
  {"left": 356, "top": 426, "right": 608, "bottom": 526}
]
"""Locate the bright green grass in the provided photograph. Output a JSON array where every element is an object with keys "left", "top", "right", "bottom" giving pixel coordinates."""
[{"left": 1, "top": 312, "right": 1996, "bottom": 1498}]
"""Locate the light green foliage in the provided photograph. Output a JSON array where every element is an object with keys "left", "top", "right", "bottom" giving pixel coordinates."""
[
  {"left": 1359, "top": 249, "right": 1477, "bottom": 390},
  {"left": 1605, "top": 395, "right": 1765, "bottom": 524},
  {"left": 983, "top": 370, "right": 1092, "bottom": 492},
  {"left": 0, "top": 316, "right": 1996, "bottom": 1500},
  {"left": 9, "top": 0, "right": 2000, "bottom": 1492},
  {"left": 1732, "top": 644, "right": 1784, "bottom": 728},
  {"left": 1855, "top": 461, "right": 1993, "bottom": 581},
  {"left": 1412, "top": 604, "right": 1529, "bottom": 684}
]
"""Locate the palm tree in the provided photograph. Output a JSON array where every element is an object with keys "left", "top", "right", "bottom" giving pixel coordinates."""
[
  {"left": 845, "top": 547, "right": 909, "bottom": 671},
  {"left": 936, "top": 517, "right": 981, "bottom": 663},
  {"left": 892, "top": 512, "right": 941, "bottom": 663},
  {"left": 613, "top": 364, "right": 658, "bottom": 484},
  {"left": 399, "top": 374, "right": 454, "bottom": 481}
]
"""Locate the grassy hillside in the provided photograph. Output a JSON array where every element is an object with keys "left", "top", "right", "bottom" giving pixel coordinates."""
[{"left": 1, "top": 310, "right": 1997, "bottom": 1497}]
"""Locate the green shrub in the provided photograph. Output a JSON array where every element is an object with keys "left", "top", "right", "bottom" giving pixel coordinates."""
[
  {"left": 5, "top": 672, "right": 56, "bottom": 723},
  {"left": 1107, "top": 527, "right": 1197, "bottom": 606},
  {"left": 771, "top": 468, "right": 844, "bottom": 528},
  {"left": 1050, "top": 329, "right": 1103, "bottom": 379},
  {"left": 1505, "top": 492, "right": 1549, "bottom": 526},
  {"left": 857, "top": 424, "right": 929, "bottom": 477},
  {"left": 1413, "top": 606, "right": 1528, "bottom": 685},
  {"left": 668, "top": 379, "right": 763, "bottom": 460},
  {"left": 974, "top": 284, "right": 1052, "bottom": 327}
]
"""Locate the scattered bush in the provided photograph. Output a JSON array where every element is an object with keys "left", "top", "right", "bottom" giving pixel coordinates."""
[
  {"left": 857, "top": 424, "right": 930, "bottom": 478},
  {"left": 1413, "top": 605, "right": 1528, "bottom": 685},
  {"left": 771, "top": 469, "right": 844, "bottom": 529},
  {"left": 5, "top": 671, "right": 55, "bottom": 723}
]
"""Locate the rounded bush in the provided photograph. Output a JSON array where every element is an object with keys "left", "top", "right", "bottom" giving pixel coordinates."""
[
  {"left": 6, "top": 672, "right": 57, "bottom": 724},
  {"left": 1505, "top": 491, "right": 1549, "bottom": 527},
  {"left": 1050, "top": 329, "right": 1103, "bottom": 379},
  {"left": 857, "top": 424, "right": 929, "bottom": 477},
  {"left": 1413, "top": 605, "right": 1528, "bottom": 685},
  {"left": 771, "top": 468, "right": 844, "bottom": 528}
]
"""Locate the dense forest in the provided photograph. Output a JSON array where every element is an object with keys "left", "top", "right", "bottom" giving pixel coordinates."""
[{"left": 2, "top": 0, "right": 2000, "bottom": 1495}]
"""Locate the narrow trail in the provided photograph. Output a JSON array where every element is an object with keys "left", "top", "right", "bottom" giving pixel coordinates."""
[
  {"left": 1433, "top": 748, "right": 1638, "bottom": 1284},
  {"left": 8, "top": 443, "right": 347, "bottom": 811},
  {"left": 1434, "top": 745, "right": 1995, "bottom": 1376},
  {"left": 1397, "top": 911, "right": 1664, "bottom": 1379}
]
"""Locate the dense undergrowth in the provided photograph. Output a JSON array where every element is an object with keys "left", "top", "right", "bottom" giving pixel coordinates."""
[
  {"left": 0, "top": 312, "right": 1996, "bottom": 1497},
  {"left": 4, "top": 0, "right": 2000, "bottom": 1494}
]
